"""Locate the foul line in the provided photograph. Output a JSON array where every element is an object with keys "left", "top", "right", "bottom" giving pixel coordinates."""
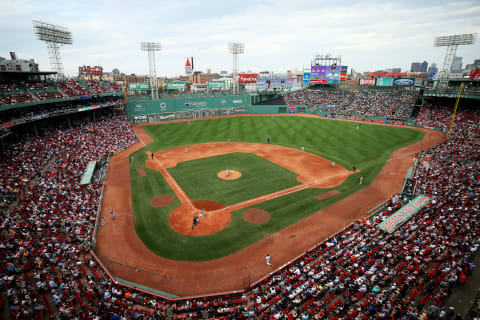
[
  {"left": 152, "top": 154, "right": 196, "bottom": 210},
  {"left": 210, "top": 172, "right": 352, "bottom": 215}
]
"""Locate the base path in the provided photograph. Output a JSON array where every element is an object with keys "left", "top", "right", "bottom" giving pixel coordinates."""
[{"left": 94, "top": 118, "right": 445, "bottom": 297}]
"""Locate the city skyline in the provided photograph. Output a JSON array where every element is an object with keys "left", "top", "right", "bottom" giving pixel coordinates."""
[{"left": 0, "top": 0, "right": 479, "bottom": 77}]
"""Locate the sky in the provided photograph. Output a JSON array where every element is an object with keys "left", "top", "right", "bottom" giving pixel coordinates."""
[{"left": 1, "top": 0, "right": 479, "bottom": 77}]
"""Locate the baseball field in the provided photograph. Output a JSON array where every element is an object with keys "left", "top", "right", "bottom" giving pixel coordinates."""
[
  {"left": 127, "top": 115, "right": 423, "bottom": 260},
  {"left": 94, "top": 114, "right": 445, "bottom": 296}
]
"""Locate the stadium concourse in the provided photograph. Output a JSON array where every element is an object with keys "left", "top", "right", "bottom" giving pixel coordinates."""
[{"left": 0, "top": 85, "right": 479, "bottom": 319}]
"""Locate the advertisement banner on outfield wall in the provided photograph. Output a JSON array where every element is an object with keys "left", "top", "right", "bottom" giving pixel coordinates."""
[
  {"left": 238, "top": 74, "right": 258, "bottom": 83},
  {"left": 166, "top": 81, "right": 187, "bottom": 90}
]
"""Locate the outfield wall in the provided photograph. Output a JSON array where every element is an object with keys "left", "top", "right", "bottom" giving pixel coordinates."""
[
  {"left": 127, "top": 95, "right": 415, "bottom": 126},
  {"left": 126, "top": 95, "right": 247, "bottom": 118}
]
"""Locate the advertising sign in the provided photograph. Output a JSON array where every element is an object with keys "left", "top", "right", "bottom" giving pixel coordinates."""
[
  {"left": 256, "top": 80, "right": 268, "bottom": 89},
  {"left": 270, "top": 79, "right": 282, "bottom": 89},
  {"left": 340, "top": 66, "right": 348, "bottom": 81},
  {"left": 79, "top": 65, "right": 103, "bottom": 76},
  {"left": 360, "top": 78, "right": 375, "bottom": 85},
  {"left": 366, "top": 72, "right": 408, "bottom": 77},
  {"left": 166, "top": 81, "right": 187, "bottom": 90},
  {"left": 128, "top": 83, "right": 150, "bottom": 91},
  {"left": 378, "top": 195, "right": 430, "bottom": 233},
  {"left": 310, "top": 66, "right": 327, "bottom": 83},
  {"left": 303, "top": 72, "right": 311, "bottom": 83},
  {"left": 185, "top": 57, "right": 193, "bottom": 75},
  {"left": 207, "top": 80, "right": 225, "bottom": 88},
  {"left": 284, "top": 79, "right": 293, "bottom": 88},
  {"left": 325, "top": 66, "right": 341, "bottom": 83},
  {"left": 238, "top": 74, "right": 258, "bottom": 83},
  {"left": 303, "top": 66, "right": 311, "bottom": 84},
  {"left": 375, "top": 77, "right": 393, "bottom": 86},
  {"left": 393, "top": 78, "right": 415, "bottom": 86}
]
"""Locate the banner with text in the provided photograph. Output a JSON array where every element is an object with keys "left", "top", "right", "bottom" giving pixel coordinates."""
[
  {"left": 238, "top": 73, "right": 258, "bottom": 83},
  {"left": 377, "top": 195, "right": 431, "bottom": 233},
  {"left": 128, "top": 83, "right": 150, "bottom": 91},
  {"left": 256, "top": 80, "right": 268, "bottom": 89},
  {"left": 207, "top": 80, "right": 226, "bottom": 88},
  {"left": 166, "top": 81, "right": 187, "bottom": 90}
]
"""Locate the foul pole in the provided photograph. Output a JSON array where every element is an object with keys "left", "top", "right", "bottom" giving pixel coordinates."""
[{"left": 447, "top": 82, "right": 464, "bottom": 139}]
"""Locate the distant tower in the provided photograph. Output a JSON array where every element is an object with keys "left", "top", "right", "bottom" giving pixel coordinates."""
[
  {"left": 33, "top": 20, "right": 73, "bottom": 79},
  {"left": 420, "top": 61, "right": 428, "bottom": 73},
  {"left": 228, "top": 43, "right": 244, "bottom": 95},
  {"left": 141, "top": 42, "right": 162, "bottom": 100},
  {"left": 451, "top": 56, "right": 463, "bottom": 72},
  {"left": 434, "top": 33, "right": 477, "bottom": 87}
]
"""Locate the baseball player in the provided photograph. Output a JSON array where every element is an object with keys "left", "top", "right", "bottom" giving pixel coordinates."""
[
  {"left": 226, "top": 168, "right": 230, "bottom": 177},
  {"left": 192, "top": 216, "right": 200, "bottom": 229},
  {"left": 265, "top": 254, "right": 272, "bottom": 266}
]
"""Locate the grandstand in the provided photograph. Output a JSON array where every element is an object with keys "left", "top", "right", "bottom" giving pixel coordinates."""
[{"left": 1, "top": 59, "right": 480, "bottom": 319}]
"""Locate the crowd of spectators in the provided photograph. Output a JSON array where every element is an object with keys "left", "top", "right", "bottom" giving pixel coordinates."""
[
  {"left": 283, "top": 88, "right": 418, "bottom": 119},
  {"left": 0, "top": 92, "right": 37, "bottom": 105},
  {"left": 83, "top": 80, "right": 115, "bottom": 95},
  {"left": 415, "top": 100, "right": 479, "bottom": 132},
  {"left": 55, "top": 80, "right": 91, "bottom": 97},
  {"left": 20, "top": 80, "right": 50, "bottom": 91},
  {"left": 0, "top": 100, "right": 479, "bottom": 319}
]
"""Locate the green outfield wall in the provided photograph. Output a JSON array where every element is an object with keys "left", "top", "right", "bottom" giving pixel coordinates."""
[{"left": 126, "top": 95, "right": 247, "bottom": 118}]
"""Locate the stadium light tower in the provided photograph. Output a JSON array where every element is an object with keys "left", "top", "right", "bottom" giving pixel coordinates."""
[
  {"left": 433, "top": 33, "right": 477, "bottom": 87},
  {"left": 141, "top": 42, "right": 162, "bottom": 100},
  {"left": 33, "top": 20, "right": 73, "bottom": 79},
  {"left": 228, "top": 42, "right": 244, "bottom": 95}
]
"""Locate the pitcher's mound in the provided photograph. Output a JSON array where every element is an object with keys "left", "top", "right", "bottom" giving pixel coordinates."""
[
  {"left": 217, "top": 170, "right": 241, "bottom": 180},
  {"left": 243, "top": 208, "right": 270, "bottom": 224},
  {"left": 151, "top": 195, "right": 174, "bottom": 207}
]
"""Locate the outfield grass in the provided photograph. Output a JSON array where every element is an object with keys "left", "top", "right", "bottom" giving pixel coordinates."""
[
  {"left": 168, "top": 152, "right": 300, "bottom": 205},
  {"left": 130, "top": 116, "right": 424, "bottom": 260}
]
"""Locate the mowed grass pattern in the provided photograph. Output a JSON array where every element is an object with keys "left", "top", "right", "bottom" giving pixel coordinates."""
[
  {"left": 130, "top": 116, "right": 424, "bottom": 260},
  {"left": 168, "top": 153, "right": 300, "bottom": 206}
]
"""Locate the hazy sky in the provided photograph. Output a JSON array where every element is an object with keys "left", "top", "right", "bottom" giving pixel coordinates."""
[{"left": 1, "top": 0, "right": 479, "bottom": 77}]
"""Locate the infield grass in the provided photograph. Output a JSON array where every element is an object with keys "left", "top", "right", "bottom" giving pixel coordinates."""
[
  {"left": 168, "top": 152, "right": 300, "bottom": 205},
  {"left": 130, "top": 115, "right": 424, "bottom": 260}
]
